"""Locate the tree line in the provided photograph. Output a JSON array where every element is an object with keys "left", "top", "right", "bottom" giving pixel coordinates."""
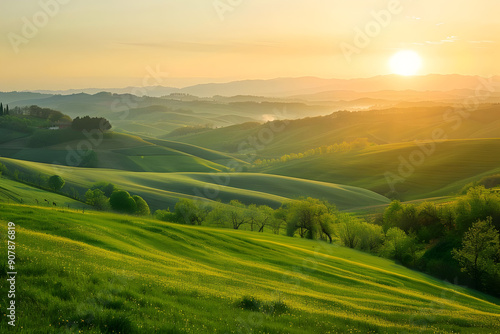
[
  {"left": 84, "top": 182, "right": 150, "bottom": 216},
  {"left": 1, "top": 161, "right": 499, "bottom": 297},
  {"left": 0, "top": 102, "right": 10, "bottom": 116},
  {"left": 154, "top": 186, "right": 500, "bottom": 297},
  {"left": 252, "top": 138, "right": 373, "bottom": 168}
]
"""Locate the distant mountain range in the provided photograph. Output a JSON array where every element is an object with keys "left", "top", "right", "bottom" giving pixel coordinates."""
[{"left": 11, "top": 74, "right": 500, "bottom": 98}]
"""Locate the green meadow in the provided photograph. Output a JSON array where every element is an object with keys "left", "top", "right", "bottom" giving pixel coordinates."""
[
  {"left": 258, "top": 138, "right": 500, "bottom": 200},
  {"left": 0, "top": 157, "right": 389, "bottom": 211},
  {"left": 1, "top": 203, "right": 499, "bottom": 333}
]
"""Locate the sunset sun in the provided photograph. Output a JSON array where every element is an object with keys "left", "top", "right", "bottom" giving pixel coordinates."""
[{"left": 389, "top": 50, "right": 423, "bottom": 76}]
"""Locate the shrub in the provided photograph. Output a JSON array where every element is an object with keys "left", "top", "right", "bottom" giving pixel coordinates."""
[
  {"left": 237, "top": 296, "right": 262, "bottom": 312},
  {"left": 155, "top": 209, "right": 175, "bottom": 222},
  {"left": 109, "top": 190, "right": 137, "bottom": 214},
  {"left": 132, "top": 195, "right": 150, "bottom": 216},
  {"left": 48, "top": 175, "right": 65, "bottom": 192}
]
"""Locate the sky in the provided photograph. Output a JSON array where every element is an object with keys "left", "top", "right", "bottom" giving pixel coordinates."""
[{"left": 1, "top": 0, "right": 499, "bottom": 90}]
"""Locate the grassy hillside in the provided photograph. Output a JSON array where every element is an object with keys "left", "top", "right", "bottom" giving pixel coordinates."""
[
  {"left": 0, "top": 132, "right": 239, "bottom": 173},
  {"left": 1, "top": 204, "right": 499, "bottom": 333},
  {"left": 175, "top": 105, "right": 500, "bottom": 156},
  {"left": 0, "top": 158, "right": 389, "bottom": 211},
  {"left": 0, "top": 177, "right": 88, "bottom": 209},
  {"left": 257, "top": 138, "right": 500, "bottom": 200}
]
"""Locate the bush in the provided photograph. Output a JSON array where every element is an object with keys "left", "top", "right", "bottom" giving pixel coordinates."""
[
  {"left": 91, "top": 182, "right": 117, "bottom": 197},
  {"left": 237, "top": 296, "right": 262, "bottom": 312},
  {"left": 155, "top": 209, "right": 175, "bottom": 222},
  {"left": 109, "top": 191, "right": 137, "bottom": 214},
  {"left": 133, "top": 195, "right": 150, "bottom": 216},
  {"left": 48, "top": 175, "right": 65, "bottom": 192}
]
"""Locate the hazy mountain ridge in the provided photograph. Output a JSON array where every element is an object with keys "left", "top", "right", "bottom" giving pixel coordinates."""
[{"left": 6, "top": 74, "right": 499, "bottom": 98}]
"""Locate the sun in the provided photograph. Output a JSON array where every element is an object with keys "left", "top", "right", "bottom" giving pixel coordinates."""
[{"left": 389, "top": 50, "right": 422, "bottom": 76}]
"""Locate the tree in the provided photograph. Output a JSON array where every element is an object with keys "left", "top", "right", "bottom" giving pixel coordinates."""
[
  {"left": 5, "top": 105, "right": 9, "bottom": 116},
  {"left": 0, "top": 103, "right": 3, "bottom": 116},
  {"left": 383, "top": 227, "right": 410, "bottom": 262},
  {"left": 72, "top": 116, "right": 111, "bottom": 131},
  {"left": 335, "top": 214, "right": 362, "bottom": 248},
  {"left": 91, "top": 182, "right": 117, "bottom": 197},
  {"left": 455, "top": 186, "right": 500, "bottom": 233},
  {"left": 48, "top": 175, "right": 65, "bottom": 192},
  {"left": 357, "top": 222, "right": 384, "bottom": 252},
  {"left": 383, "top": 200, "right": 403, "bottom": 231},
  {"left": 155, "top": 209, "right": 175, "bottom": 222},
  {"left": 109, "top": 190, "right": 137, "bottom": 214},
  {"left": 85, "top": 189, "right": 109, "bottom": 210},
  {"left": 452, "top": 217, "right": 500, "bottom": 289},
  {"left": 255, "top": 205, "right": 274, "bottom": 233},
  {"left": 274, "top": 204, "right": 291, "bottom": 235},
  {"left": 133, "top": 195, "right": 150, "bottom": 216},
  {"left": 286, "top": 198, "right": 332, "bottom": 239},
  {"left": 174, "top": 198, "right": 210, "bottom": 225},
  {"left": 227, "top": 200, "right": 248, "bottom": 230}
]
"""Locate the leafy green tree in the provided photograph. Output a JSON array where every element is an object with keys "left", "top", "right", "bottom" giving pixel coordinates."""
[
  {"left": 174, "top": 198, "right": 210, "bottom": 225},
  {"left": 357, "top": 222, "right": 384, "bottom": 252},
  {"left": 155, "top": 209, "right": 175, "bottom": 222},
  {"left": 109, "top": 190, "right": 137, "bottom": 214},
  {"left": 48, "top": 175, "right": 65, "bottom": 192},
  {"left": 319, "top": 213, "right": 336, "bottom": 243},
  {"left": 452, "top": 217, "right": 500, "bottom": 289},
  {"left": 383, "top": 200, "right": 403, "bottom": 231},
  {"left": 91, "top": 182, "right": 117, "bottom": 197},
  {"left": 383, "top": 227, "right": 410, "bottom": 262},
  {"left": 255, "top": 205, "right": 275, "bottom": 233},
  {"left": 227, "top": 200, "right": 248, "bottom": 230},
  {"left": 205, "top": 202, "right": 228, "bottom": 227},
  {"left": 286, "top": 198, "right": 333, "bottom": 239},
  {"left": 335, "top": 214, "right": 362, "bottom": 248},
  {"left": 455, "top": 186, "right": 500, "bottom": 232},
  {"left": 133, "top": 195, "right": 150, "bottom": 216},
  {"left": 0, "top": 103, "right": 3, "bottom": 116},
  {"left": 85, "top": 189, "right": 109, "bottom": 210},
  {"left": 417, "top": 202, "right": 444, "bottom": 242}
]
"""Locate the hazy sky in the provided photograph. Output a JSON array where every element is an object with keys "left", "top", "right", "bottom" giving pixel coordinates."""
[{"left": 1, "top": 0, "right": 499, "bottom": 90}]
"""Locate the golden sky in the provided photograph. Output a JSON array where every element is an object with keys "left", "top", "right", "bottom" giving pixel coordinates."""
[{"left": 1, "top": 0, "right": 499, "bottom": 90}]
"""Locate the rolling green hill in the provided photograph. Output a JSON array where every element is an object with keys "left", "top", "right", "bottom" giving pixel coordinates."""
[
  {"left": 0, "top": 158, "right": 389, "bottom": 211},
  {"left": 1, "top": 203, "right": 499, "bottom": 333},
  {"left": 0, "top": 177, "right": 88, "bottom": 209},
  {"left": 0, "top": 132, "right": 242, "bottom": 173},
  {"left": 174, "top": 104, "right": 500, "bottom": 156},
  {"left": 256, "top": 138, "right": 500, "bottom": 200}
]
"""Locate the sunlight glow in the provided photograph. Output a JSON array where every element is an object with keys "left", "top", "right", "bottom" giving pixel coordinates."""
[{"left": 389, "top": 50, "right": 423, "bottom": 76}]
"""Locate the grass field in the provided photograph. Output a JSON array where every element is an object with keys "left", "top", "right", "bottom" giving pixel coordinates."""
[
  {"left": 0, "top": 132, "right": 242, "bottom": 173},
  {"left": 0, "top": 158, "right": 390, "bottom": 211},
  {"left": 174, "top": 105, "right": 500, "bottom": 156},
  {"left": 258, "top": 138, "right": 500, "bottom": 200},
  {"left": 0, "top": 178, "right": 88, "bottom": 209},
  {"left": 0, "top": 203, "right": 499, "bottom": 333}
]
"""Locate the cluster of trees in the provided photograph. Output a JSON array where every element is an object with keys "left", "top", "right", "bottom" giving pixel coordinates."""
[
  {"left": 378, "top": 186, "right": 500, "bottom": 295},
  {"left": 168, "top": 125, "right": 214, "bottom": 137},
  {"left": 0, "top": 103, "right": 10, "bottom": 116},
  {"left": 253, "top": 138, "right": 373, "bottom": 167},
  {"left": 0, "top": 164, "right": 81, "bottom": 203},
  {"left": 0, "top": 105, "right": 73, "bottom": 134},
  {"left": 72, "top": 116, "right": 111, "bottom": 132},
  {"left": 85, "top": 182, "right": 150, "bottom": 216},
  {"left": 155, "top": 186, "right": 500, "bottom": 297},
  {"left": 155, "top": 197, "right": 385, "bottom": 251},
  {"left": 25, "top": 105, "right": 71, "bottom": 122}
]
